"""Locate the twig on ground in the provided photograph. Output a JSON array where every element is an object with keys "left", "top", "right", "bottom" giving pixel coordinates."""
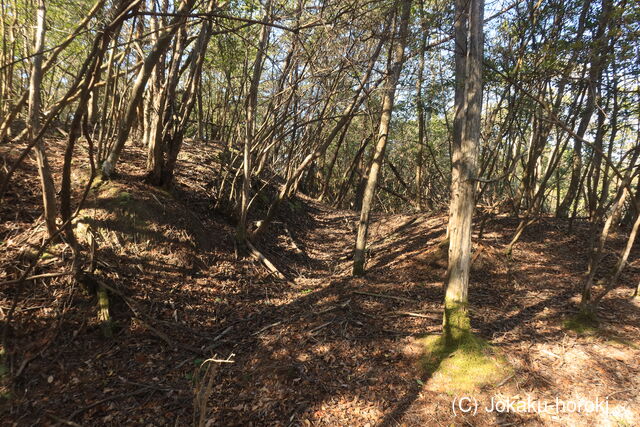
[
  {"left": 353, "top": 291, "right": 413, "bottom": 303},
  {"left": 309, "top": 321, "right": 333, "bottom": 334},
  {"left": 386, "top": 310, "right": 437, "bottom": 319},
  {"left": 252, "top": 321, "right": 282, "bottom": 336},
  {"left": 0, "top": 271, "right": 73, "bottom": 286},
  {"left": 46, "top": 413, "right": 82, "bottom": 426}
]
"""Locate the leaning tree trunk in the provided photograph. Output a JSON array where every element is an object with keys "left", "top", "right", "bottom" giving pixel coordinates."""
[
  {"left": 443, "top": 0, "right": 484, "bottom": 345},
  {"left": 352, "top": 0, "right": 412, "bottom": 276},
  {"left": 557, "top": 0, "right": 613, "bottom": 217},
  {"left": 29, "top": 0, "right": 58, "bottom": 238}
]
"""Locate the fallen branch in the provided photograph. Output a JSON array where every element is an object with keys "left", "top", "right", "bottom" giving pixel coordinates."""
[
  {"left": 94, "top": 277, "right": 203, "bottom": 354},
  {"left": 246, "top": 240, "right": 286, "bottom": 280},
  {"left": 353, "top": 291, "right": 413, "bottom": 303},
  {"left": 0, "top": 271, "right": 73, "bottom": 286},
  {"left": 202, "top": 326, "right": 234, "bottom": 352},
  {"left": 386, "top": 310, "right": 437, "bottom": 319},
  {"left": 314, "top": 299, "right": 350, "bottom": 315},
  {"left": 284, "top": 227, "right": 303, "bottom": 255},
  {"left": 252, "top": 320, "right": 282, "bottom": 336},
  {"left": 68, "top": 386, "right": 154, "bottom": 420}
]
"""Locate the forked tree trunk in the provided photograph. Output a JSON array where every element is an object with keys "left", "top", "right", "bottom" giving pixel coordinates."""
[
  {"left": 352, "top": 0, "right": 412, "bottom": 276},
  {"left": 29, "top": 0, "right": 58, "bottom": 238},
  {"left": 443, "top": 0, "right": 484, "bottom": 344},
  {"left": 161, "top": 11, "right": 215, "bottom": 186}
]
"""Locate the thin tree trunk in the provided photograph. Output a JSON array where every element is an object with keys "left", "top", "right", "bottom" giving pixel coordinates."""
[
  {"left": 591, "top": 209, "right": 640, "bottom": 306},
  {"left": 237, "top": 0, "right": 272, "bottom": 249},
  {"left": 352, "top": 0, "right": 412, "bottom": 276},
  {"left": 249, "top": 29, "right": 389, "bottom": 241},
  {"left": 29, "top": 0, "right": 57, "bottom": 238},
  {"left": 415, "top": 8, "right": 428, "bottom": 210},
  {"left": 60, "top": 0, "right": 130, "bottom": 252},
  {"left": 557, "top": 0, "right": 614, "bottom": 217}
]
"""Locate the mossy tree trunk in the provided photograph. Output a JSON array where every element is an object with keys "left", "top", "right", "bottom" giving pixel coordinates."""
[{"left": 443, "top": 0, "right": 483, "bottom": 345}]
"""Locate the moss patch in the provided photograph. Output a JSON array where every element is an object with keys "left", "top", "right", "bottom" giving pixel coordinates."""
[
  {"left": 563, "top": 312, "right": 599, "bottom": 336},
  {"left": 443, "top": 300, "right": 470, "bottom": 344},
  {"left": 420, "top": 333, "right": 511, "bottom": 394},
  {"left": 604, "top": 335, "right": 639, "bottom": 350}
]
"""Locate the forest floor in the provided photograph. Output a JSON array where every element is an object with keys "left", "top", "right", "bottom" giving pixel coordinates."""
[{"left": 1, "top": 139, "right": 639, "bottom": 426}]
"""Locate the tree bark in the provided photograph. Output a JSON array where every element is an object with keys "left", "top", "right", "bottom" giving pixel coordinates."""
[{"left": 443, "top": 0, "right": 484, "bottom": 344}]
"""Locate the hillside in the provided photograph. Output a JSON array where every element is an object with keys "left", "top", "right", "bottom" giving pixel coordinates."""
[{"left": 1, "top": 140, "right": 639, "bottom": 426}]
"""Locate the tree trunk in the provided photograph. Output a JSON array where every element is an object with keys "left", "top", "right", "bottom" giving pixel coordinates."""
[
  {"left": 415, "top": 7, "right": 428, "bottom": 211},
  {"left": 237, "top": 0, "right": 272, "bottom": 249},
  {"left": 161, "top": 12, "right": 214, "bottom": 186},
  {"left": 443, "top": 0, "right": 484, "bottom": 344},
  {"left": 29, "top": 0, "right": 58, "bottom": 238},
  {"left": 352, "top": 0, "right": 412, "bottom": 276}
]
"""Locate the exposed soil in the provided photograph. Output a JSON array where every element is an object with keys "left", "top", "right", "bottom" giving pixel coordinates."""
[{"left": 1, "top": 140, "right": 639, "bottom": 426}]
